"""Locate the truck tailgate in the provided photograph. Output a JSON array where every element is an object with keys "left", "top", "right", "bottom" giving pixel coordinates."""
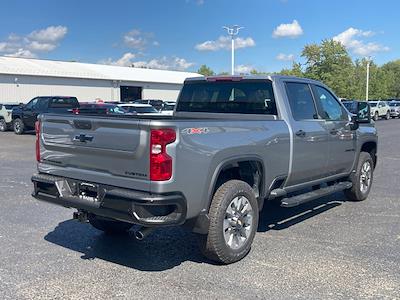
[{"left": 39, "top": 114, "right": 151, "bottom": 191}]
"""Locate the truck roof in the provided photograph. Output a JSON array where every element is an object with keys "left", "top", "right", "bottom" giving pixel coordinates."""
[{"left": 184, "top": 75, "right": 324, "bottom": 85}]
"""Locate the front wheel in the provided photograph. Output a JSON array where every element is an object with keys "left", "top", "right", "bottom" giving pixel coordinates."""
[
  {"left": 13, "top": 118, "right": 25, "bottom": 135},
  {"left": 345, "top": 152, "right": 374, "bottom": 201},
  {"left": 385, "top": 111, "right": 390, "bottom": 120},
  {"left": 373, "top": 112, "right": 379, "bottom": 121},
  {"left": 88, "top": 214, "right": 133, "bottom": 235},
  {"left": 200, "top": 180, "right": 259, "bottom": 264},
  {"left": 0, "top": 119, "right": 7, "bottom": 132}
]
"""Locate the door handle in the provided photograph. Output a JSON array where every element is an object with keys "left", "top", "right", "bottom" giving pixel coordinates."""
[
  {"left": 295, "top": 130, "right": 306, "bottom": 137},
  {"left": 330, "top": 129, "right": 338, "bottom": 135}
]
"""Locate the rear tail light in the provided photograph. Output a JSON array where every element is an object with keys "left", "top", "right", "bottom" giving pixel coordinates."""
[
  {"left": 35, "top": 120, "right": 41, "bottom": 162},
  {"left": 71, "top": 108, "right": 80, "bottom": 114},
  {"left": 150, "top": 128, "right": 176, "bottom": 181}
]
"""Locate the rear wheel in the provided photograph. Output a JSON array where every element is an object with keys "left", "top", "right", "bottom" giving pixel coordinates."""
[
  {"left": 373, "top": 111, "right": 379, "bottom": 121},
  {"left": 345, "top": 152, "right": 374, "bottom": 201},
  {"left": 0, "top": 119, "right": 7, "bottom": 132},
  {"left": 200, "top": 180, "right": 259, "bottom": 264},
  {"left": 13, "top": 118, "right": 25, "bottom": 135},
  {"left": 88, "top": 214, "right": 133, "bottom": 235}
]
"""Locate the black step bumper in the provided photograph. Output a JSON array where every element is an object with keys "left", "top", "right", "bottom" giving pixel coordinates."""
[{"left": 31, "top": 173, "right": 187, "bottom": 227}]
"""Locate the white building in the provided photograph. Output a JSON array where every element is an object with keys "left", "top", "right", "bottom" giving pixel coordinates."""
[{"left": 0, "top": 56, "right": 200, "bottom": 104}]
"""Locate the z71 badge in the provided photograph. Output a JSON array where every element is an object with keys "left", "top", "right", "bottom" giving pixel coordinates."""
[{"left": 181, "top": 127, "right": 210, "bottom": 135}]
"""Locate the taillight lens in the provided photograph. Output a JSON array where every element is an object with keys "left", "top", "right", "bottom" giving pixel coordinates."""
[
  {"left": 72, "top": 108, "right": 80, "bottom": 114},
  {"left": 35, "top": 120, "right": 41, "bottom": 162},
  {"left": 150, "top": 128, "right": 176, "bottom": 181}
]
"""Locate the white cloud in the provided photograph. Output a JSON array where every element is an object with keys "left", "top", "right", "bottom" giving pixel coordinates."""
[
  {"left": 132, "top": 56, "right": 195, "bottom": 71},
  {"left": 5, "top": 49, "right": 36, "bottom": 58},
  {"left": 0, "top": 25, "right": 67, "bottom": 58},
  {"left": 27, "top": 41, "right": 57, "bottom": 52},
  {"left": 276, "top": 53, "right": 295, "bottom": 61},
  {"left": 195, "top": 36, "right": 255, "bottom": 51},
  {"left": 333, "top": 27, "right": 389, "bottom": 56},
  {"left": 123, "top": 29, "right": 158, "bottom": 50},
  {"left": 235, "top": 64, "right": 253, "bottom": 74},
  {"left": 272, "top": 20, "right": 303, "bottom": 38},
  {"left": 100, "top": 52, "right": 137, "bottom": 67},
  {"left": 28, "top": 26, "right": 68, "bottom": 42},
  {"left": 101, "top": 53, "right": 195, "bottom": 71}
]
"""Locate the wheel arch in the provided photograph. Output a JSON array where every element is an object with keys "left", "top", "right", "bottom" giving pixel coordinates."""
[
  {"left": 360, "top": 141, "right": 377, "bottom": 168},
  {"left": 206, "top": 156, "right": 266, "bottom": 212}
]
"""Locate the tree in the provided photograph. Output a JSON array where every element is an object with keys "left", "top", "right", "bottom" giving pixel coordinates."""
[
  {"left": 279, "top": 62, "right": 303, "bottom": 77},
  {"left": 197, "top": 64, "right": 215, "bottom": 76},
  {"left": 301, "top": 39, "right": 355, "bottom": 98}
]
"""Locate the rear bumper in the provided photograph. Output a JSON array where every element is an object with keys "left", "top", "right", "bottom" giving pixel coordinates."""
[{"left": 31, "top": 173, "right": 187, "bottom": 227}]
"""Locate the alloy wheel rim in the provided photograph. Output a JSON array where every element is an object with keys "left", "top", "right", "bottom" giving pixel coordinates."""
[
  {"left": 360, "top": 161, "right": 372, "bottom": 194},
  {"left": 223, "top": 196, "right": 254, "bottom": 250}
]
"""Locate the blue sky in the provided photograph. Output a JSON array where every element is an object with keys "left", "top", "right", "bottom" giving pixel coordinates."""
[{"left": 0, "top": 0, "right": 398, "bottom": 73}]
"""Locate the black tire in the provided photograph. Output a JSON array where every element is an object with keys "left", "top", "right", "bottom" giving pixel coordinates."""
[
  {"left": 373, "top": 112, "right": 379, "bottom": 121},
  {"left": 88, "top": 214, "right": 133, "bottom": 235},
  {"left": 385, "top": 111, "right": 390, "bottom": 120},
  {"left": 200, "top": 180, "right": 259, "bottom": 264},
  {"left": 344, "top": 152, "right": 374, "bottom": 201},
  {"left": 0, "top": 119, "right": 7, "bottom": 132},
  {"left": 13, "top": 118, "right": 25, "bottom": 135}
]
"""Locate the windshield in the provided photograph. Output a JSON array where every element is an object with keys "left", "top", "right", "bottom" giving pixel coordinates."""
[
  {"left": 4, "top": 104, "right": 18, "bottom": 110},
  {"left": 176, "top": 80, "right": 277, "bottom": 115},
  {"left": 389, "top": 102, "right": 400, "bottom": 107},
  {"left": 369, "top": 103, "right": 377, "bottom": 107},
  {"left": 163, "top": 104, "right": 175, "bottom": 111},
  {"left": 108, "top": 106, "right": 127, "bottom": 114},
  {"left": 135, "top": 106, "right": 158, "bottom": 113}
]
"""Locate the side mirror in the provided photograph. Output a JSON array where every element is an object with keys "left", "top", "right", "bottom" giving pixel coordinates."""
[{"left": 356, "top": 101, "right": 371, "bottom": 123}]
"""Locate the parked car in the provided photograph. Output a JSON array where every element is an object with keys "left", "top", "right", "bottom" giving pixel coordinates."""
[
  {"left": 73, "top": 103, "right": 129, "bottom": 115},
  {"left": 118, "top": 103, "right": 159, "bottom": 115},
  {"left": 368, "top": 100, "right": 390, "bottom": 121},
  {"left": 132, "top": 99, "right": 165, "bottom": 111},
  {"left": 0, "top": 103, "right": 19, "bottom": 131},
  {"left": 12, "top": 96, "right": 79, "bottom": 134},
  {"left": 159, "top": 101, "right": 176, "bottom": 115},
  {"left": 342, "top": 100, "right": 370, "bottom": 120},
  {"left": 388, "top": 101, "right": 400, "bottom": 118},
  {"left": 32, "top": 75, "right": 377, "bottom": 264}
]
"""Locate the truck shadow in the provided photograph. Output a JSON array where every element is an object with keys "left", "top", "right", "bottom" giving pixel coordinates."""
[
  {"left": 258, "top": 192, "right": 345, "bottom": 232},
  {"left": 44, "top": 192, "right": 346, "bottom": 271}
]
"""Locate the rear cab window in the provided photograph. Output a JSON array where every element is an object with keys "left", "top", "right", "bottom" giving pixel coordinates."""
[
  {"left": 49, "top": 97, "right": 79, "bottom": 108},
  {"left": 176, "top": 79, "right": 277, "bottom": 115}
]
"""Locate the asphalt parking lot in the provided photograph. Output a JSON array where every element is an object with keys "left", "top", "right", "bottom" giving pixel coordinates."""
[{"left": 0, "top": 120, "right": 399, "bottom": 300}]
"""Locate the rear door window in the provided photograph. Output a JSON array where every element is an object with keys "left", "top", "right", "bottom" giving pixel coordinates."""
[
  {"left": 176, "top": 80, "right": 277, "bottom": 115},
  {"left": 285, "top": 82, "right": 318, "bottom": 120}
]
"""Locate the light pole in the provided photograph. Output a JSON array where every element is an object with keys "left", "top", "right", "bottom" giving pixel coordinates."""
[
  {"left": 223, "top": 25, "right": 243, "bottom": 75},
  {"left": 365, "top": 56, "right": 371, "bottom": 101}
]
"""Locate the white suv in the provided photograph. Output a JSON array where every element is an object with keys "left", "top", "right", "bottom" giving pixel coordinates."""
[
  {"left": 0, "top": 103, "right": 18, "bottom": 132},
  {"left": 369, "top": 101, "right": 390, "bottom": 121}
]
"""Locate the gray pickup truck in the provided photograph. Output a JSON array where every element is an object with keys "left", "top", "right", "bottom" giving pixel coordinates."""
[{"left": 32, "top": 76, "right": 377, "bottom": 264}]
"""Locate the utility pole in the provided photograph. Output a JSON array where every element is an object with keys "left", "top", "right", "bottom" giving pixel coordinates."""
[
  {"left": 223, "top": 25, "right": 243, "bottom": 75},
  {"left": 366, "top": 56, "right": 371, "bottom": 101}
]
